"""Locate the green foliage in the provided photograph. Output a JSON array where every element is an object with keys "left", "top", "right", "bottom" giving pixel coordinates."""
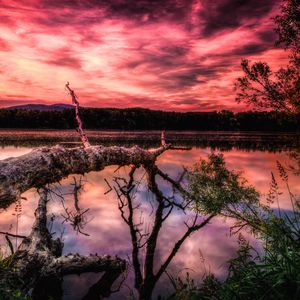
[
  {"left": 171, "top": 160, "right": 300, "bottom": 300},
  {"left": 0, "top": 250, "right": 15, "bottom": 272},
  {"left": 169, "top": 216, "right": 300, "bottom": 299},
  {"left": 167, "top": 272, "right": 222, "bottom": 300},
  {"left": 186, "top": 153, "right": 259, "bottom": 214},
  {"left": 0, "top": 250, "right": 30, "bottom": 300},
  {"left": 0, "top": 289, "right": 31, "bottom": 300},
  {"left": 223, "top": 164, "right": 300, "bottom": 299}
]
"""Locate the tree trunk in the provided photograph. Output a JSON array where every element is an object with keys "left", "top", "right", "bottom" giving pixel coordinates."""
[
  {"left": 0, "top": 188, "right": 126, "bottom": 298},
  {"left": 138, "top": 279, "right": 156, "bottom": 300},
  {"left": 0, "top": 144, "right": 169, "bottom": 207}
]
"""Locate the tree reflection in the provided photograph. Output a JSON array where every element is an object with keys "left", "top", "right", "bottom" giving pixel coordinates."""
[
  {"left": 61, "top": 177, "right": 90, "bottom": 236},
  {"left": 109, "top": 153, "right": 259, "bottom": 300}
]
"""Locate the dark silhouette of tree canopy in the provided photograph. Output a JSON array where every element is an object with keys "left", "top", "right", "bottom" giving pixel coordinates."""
[
  {"left": 0, "top": 108, "right": 299, "bottom": 131},
  {"left": 274, "top": 0, "right": 300, "bottom": 53},
  {"left": 235, "top": 0, "right": 300, "bottom": 113}
]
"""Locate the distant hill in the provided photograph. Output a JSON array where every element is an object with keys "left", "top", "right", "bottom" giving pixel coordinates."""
[{"left": 6, "top": 103, "right": 74, "bottom": 111}]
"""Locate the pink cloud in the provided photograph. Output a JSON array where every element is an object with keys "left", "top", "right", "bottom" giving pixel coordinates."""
[{"left": 0, "top": 0, "right": 287, "bottom": 111}]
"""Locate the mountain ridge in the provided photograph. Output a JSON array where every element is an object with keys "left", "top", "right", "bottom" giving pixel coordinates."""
[{"left": 5, "top": 103, "right": 75, "bottom": 111}]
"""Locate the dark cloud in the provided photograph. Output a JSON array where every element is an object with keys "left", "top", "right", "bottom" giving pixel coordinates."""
[
  {"left": 124, "top": 44, "right": 189, "bottom": 72},
  {"left": 160, "top": 71, "right": 200, "bottom": 89},
  {"left": 0, "top": 0, "right": 277, "bottom": 34},
  {"left": 157, "top": 64, "right": 228, "bottom": 90},
  {"left": 258, "top": 29, "right": 278, "bottom": 45},
  {"left": 0, "top": 14, "right": 15, "bottom": 26},
  {"left": 170, "top": 99, "right": 198, "bottom": 105},
  {"left": 45, "top": 57, "right": 82, "bottom": 68},
  {"left": 199, "top": 0, "right": 276, "bottom": 36},
  {"left": 44, "top": 48, "right": 82, "bottom": 68},
  {"left": 160, "top": 45, "right": 189, "bottom": 57},
  {"left": 233, "top": 42, "right": 271, "bottom": 56},
  {"left": 39, "top": 0, "right": 192, "bottom": 23},
  {"left": 33, "top": 11, "right": 104, "bottom": 28}
]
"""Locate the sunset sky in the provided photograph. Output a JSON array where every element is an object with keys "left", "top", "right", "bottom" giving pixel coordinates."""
[{"left": 0, "top": 0, "right": 288, "bottom": 111}]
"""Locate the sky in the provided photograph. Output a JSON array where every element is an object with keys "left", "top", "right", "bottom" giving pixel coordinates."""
[{"left": 0, "top": 0, "right": 289, "bottom": 111}]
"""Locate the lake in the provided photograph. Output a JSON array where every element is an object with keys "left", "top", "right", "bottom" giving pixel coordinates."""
[{"left": 0, "top": 130, "right": 299, "bottom": 299}]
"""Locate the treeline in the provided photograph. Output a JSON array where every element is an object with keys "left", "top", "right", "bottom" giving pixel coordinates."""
[{"left": 0, "top": 107, "right": 299, "bottom": 131}]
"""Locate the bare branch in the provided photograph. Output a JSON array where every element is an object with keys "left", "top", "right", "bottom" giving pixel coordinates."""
[
  {"left": 155, "top": 214, "right": 215, "bottom": 281},
  {"left": 104, "top": 178, "right": 113, "bottom": 195},
  {"left": 5, "top": 235, "right": 14, "bottom": 255},
  {"left": 0, "top": 231, "right": 27, "bottom": 239},
  {"left": 65, "top": 82, "right": 90, "bottom": 148}
]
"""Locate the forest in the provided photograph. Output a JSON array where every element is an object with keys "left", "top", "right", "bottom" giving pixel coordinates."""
[{"left": 0, "top": 108, "right": 299, "bottom": 131}]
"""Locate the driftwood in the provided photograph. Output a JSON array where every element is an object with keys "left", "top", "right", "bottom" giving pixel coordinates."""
[
  {"left": 0, "top": 188, "right": 126, "bottom": 299},
  {"left": 0, "top": 144, "right": 171, "bottom": 207}
]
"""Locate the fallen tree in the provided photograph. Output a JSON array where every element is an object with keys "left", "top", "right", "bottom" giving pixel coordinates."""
[
  {"left": 0, "top": 188, "right": 126, "bottom": 299},
  {"left": 0, "top": 144, "right": 172, "bottom": 207}
]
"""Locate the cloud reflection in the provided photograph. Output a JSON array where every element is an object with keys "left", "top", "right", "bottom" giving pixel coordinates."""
[{"left": 0, "top": 145, "right": 298, "bottom": 298}]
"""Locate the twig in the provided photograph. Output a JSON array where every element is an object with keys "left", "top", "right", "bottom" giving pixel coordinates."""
[
  {"left": 5, "top": 235, "right": 14, "bottom": 255},
  {"left": 0, "top": 231, "right": 26, "bottom": 239},
  {"left": 104, "top": 178, "right": 113, "bottom": 195}
]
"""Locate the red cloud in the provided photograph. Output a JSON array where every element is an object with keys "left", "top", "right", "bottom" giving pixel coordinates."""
[
  {"left": 0, "top": 38, "right": 10, "bottom": 51},
  {"left": 0, "top": 0, "right": 287, "bottom": 111}
]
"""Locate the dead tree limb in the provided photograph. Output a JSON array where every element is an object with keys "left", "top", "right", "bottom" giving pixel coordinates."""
[
  {"left": 0, "top": 144, "right": 171, "bottom": 207},
  {"left": 65, "top": 82, "right": 90, "bottom": 148},
  {"left": 0, "top": 188, "right": 126, "bottom": 299}
]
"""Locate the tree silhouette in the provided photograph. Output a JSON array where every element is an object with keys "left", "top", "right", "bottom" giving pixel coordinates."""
[{"left": 235, "top": 0, "right": 300, "bottom": 113}]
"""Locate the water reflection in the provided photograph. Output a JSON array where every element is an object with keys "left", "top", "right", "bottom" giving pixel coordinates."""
[
  {"left": 1, "top": 130, "right": 299, "bottom": 151},
  {"left": 0, "top": 133, "right": 299, "bottom": 299}
]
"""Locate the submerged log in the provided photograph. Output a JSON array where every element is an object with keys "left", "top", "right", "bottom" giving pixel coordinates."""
[
  {"left": 0, "top": 144, "right": 169, "bottom": 207},
  {"left": 0, "top": 188, "right": 126, "bottom": 299}
]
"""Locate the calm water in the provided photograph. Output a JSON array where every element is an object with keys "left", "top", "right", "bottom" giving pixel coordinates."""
[{"left": 0, "top": 130, "right": 299, "bottom": 299}]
